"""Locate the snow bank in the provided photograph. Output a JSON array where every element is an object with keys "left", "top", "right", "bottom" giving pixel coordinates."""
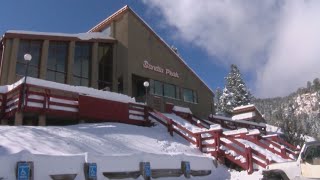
[
  {"left": 0, "top": 77, "right": 135, "bottom": 103},
  {"left": 173, "top": 106, "right": 192, "bottom": 114},
  {"left": 0, "top": 123, "right": 203, "bottom": 156},
  {"left": 0, "top": 122, "right": 218, "bottom": 179}
]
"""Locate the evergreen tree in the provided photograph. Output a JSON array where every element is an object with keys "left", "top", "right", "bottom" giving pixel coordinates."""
[
  {"left": 219, "top": 64, "right": 252, "bottom": 115},
  {"left": 219, "top": 87, "right": 234, "bottom": 116},
  {"left": 215, "top": 88, "right": 223, "bottom": 114}
]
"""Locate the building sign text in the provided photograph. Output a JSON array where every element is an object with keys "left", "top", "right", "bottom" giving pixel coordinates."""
[{"left": 143, "top": 60, "right": 179, "bottom": 78}]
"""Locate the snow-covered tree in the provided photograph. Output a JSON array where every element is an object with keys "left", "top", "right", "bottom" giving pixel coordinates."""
[
  {"left": 280, "top": 102, "right": 305, "bottom": 146},
  {"left": 215, "top": 88, "right": 223, "bottom": 114},
  {"left": 219, "top": 87, "right": 234, "bottom": 116},
  {"left": 218, "top": 64, "right": 252, "bottom": 115}
]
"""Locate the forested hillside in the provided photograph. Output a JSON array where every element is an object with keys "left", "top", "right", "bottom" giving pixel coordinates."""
[{"left": 254, "top": 78, "right": 320, "bottom": 143}]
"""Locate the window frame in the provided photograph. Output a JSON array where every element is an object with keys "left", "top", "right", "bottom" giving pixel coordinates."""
[
  {"left": 73, "top": 42, "right": 92, "bottom": 86},
  {"left": 46, "top": 41, "right": 68, "bottom": 83},
  {"left": 182, "top": 88, "right": 198, "bottom": 103},
  {"left": 16, "top": 39, "right": 42, "bottom": 78}
]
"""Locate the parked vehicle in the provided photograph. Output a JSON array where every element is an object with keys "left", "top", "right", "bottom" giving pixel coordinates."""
[{"left": 262, "top": 141, "right": 320, "bottom": 180}]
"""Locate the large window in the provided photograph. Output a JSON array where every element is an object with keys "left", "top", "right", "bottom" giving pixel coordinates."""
[
  {"left": 183, "top": 88, "right": 197, "bottom": 103},
  {"left": 154, "top": 80, "right": 163, "bottom": 96},
  {"left": 150, "top": 80, "right": 180, "bottom": 99},
  {"left": 98, "top": 43, "right": 113, "bottom": 90},
  {"left": 73, "top": 42, "right": 91, "bottom": 86},
  {"left": 164, "top": 83, "right": 176, "bottom": 98},
  {"left": 16, "top": 40, "right": 42, "bottom": 78},
  {"left": 46, "top": 41, "right": 68, "bottom": 83}
]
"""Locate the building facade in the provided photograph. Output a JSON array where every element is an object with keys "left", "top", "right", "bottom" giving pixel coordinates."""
[{"left": 0, "top": 6, "right": 214, "bottom": 118}]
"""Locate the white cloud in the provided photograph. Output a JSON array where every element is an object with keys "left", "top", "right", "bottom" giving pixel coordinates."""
[{"left": 143, "top": 0, "right": 320, "bottom": 98}]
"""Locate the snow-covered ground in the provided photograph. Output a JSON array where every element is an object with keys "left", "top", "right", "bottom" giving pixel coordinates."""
[{"left": 0, "top": 122, "right": 263, "bottom": 179}]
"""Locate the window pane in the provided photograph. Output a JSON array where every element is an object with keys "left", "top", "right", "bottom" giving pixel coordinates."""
[
  {"left": 16, "top": 63, "right": 26, "bottom": 76},
  {"left": 150, "top": 80, "right": 154, "bottom": 94},
  {"left": 154, "top": 81, "right": 163, "bottom": 96},
  {"left": 176, "top": 87, "right": 180, "bottom": 99},
  {"left": 193, "top": 91, "right": 198, "bottom": 103},
  {"left": 73, "top": 42, "right": 91, "bottom": 86},
  {"left": 73, "top": 61, "right": 81, "bottom": 76},
  {"left": 47, "top": 57, "right": 56, "bottom": 69},
  {"left": 81, "top": 78, "right": 89, "bottom": 87},
  {"left": 16, "top": 40, "right": 42, "bottom": 78},
  {"left": 46, "top": 70, "right": 55, "bottom": 82},
  {"left": 183, "top": 88, "right": 194, "bottom": 103},
  {"left": 82, "top": 60, "right": 89, "bottom": 78},
  {"left": 164, "top": 83, "right": 175, "bottom": 98},
  {"left": 28, "top": 66, "right": 39, "bottom": 78},
  {"left": 73, "top": 77, "right": 81, "bottom": 86},
  {"left": 56, "top": 72, "right": 65, "bottom": 84},
  {"left": 48, "top": 41, "right": 68, "bottom": 73}
]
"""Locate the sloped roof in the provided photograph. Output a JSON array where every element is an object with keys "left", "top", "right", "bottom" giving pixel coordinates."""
[
  {"left": 89, "top": 5, "right": 213, "bottom": 94},
  {"left": 2, "top": 30, "right": 116, "bottom": 43}
]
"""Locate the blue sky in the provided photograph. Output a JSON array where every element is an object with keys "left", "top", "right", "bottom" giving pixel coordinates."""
[{"left": 0, "top": 0, "right": 230, "bottom": 94}]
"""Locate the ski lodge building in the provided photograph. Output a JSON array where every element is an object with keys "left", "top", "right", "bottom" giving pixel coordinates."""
[{"left": 0, "top": 5, "right": 214, "bottom": 119}]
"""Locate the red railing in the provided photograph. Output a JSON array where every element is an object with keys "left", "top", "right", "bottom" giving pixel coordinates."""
[
  {"left": 0, "top": 83, "right": 149, "bottom": 126},
  {"left": 263, "top": 135, "right": 300, "bottom": 158},
  {"left": 147, "top": 108, "right": 303, "bottom": 173},
  {"left": 173, "top": 111, "right": 210, "bottom": 129},
  {"left": 149, "top": 109, "right": 259, "bottom": 174},
  {"left": 127, "top": 103, "right": 150, "bottom": 126},
  {"left": 3, "top": 84, "right": 22, "bottom": 118}
]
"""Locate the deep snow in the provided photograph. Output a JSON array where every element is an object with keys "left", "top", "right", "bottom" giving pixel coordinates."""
[{"left": 0, "top": 122, "right": 263, "bottom": 179}]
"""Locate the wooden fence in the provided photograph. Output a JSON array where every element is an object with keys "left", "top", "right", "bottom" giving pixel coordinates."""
[{"left": 148, "top": 109, "right": 300, "bottom": 174}]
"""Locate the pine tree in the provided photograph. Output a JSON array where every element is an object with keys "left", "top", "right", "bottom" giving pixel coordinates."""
[
  {"left": 215, "top": 88, "right": 223, "bottom": 114},
  {"left": 219, "top": 87, "right": 234, "bottom": 116},
  {"left": 219, "top": 64, "right": 252, "bottom": 115}
]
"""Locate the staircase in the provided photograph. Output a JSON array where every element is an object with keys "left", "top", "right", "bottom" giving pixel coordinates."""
[{"left": 148, "top": 109, "right": 300, "bottom": 174}]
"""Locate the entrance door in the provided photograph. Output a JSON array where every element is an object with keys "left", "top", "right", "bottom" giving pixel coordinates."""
[{"left": 132, "top": 75, "right": 149, "bottom": 103}]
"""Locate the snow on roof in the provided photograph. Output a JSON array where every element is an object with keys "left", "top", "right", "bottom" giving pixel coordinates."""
[
  {"left": 0, "top": 77, "right": 135, "bottom": 103},
  {"left": 233, "top": 104, "right": 255, "bottom": 111},
  {"left": 173, "top": 106, "right": 192, "bottom": 114},
  {"left": 232, "top": 112, "right": 255, "bottom": 120},
  {"left": 6, "top": 30, "right": 115, "bottom": 41}
]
